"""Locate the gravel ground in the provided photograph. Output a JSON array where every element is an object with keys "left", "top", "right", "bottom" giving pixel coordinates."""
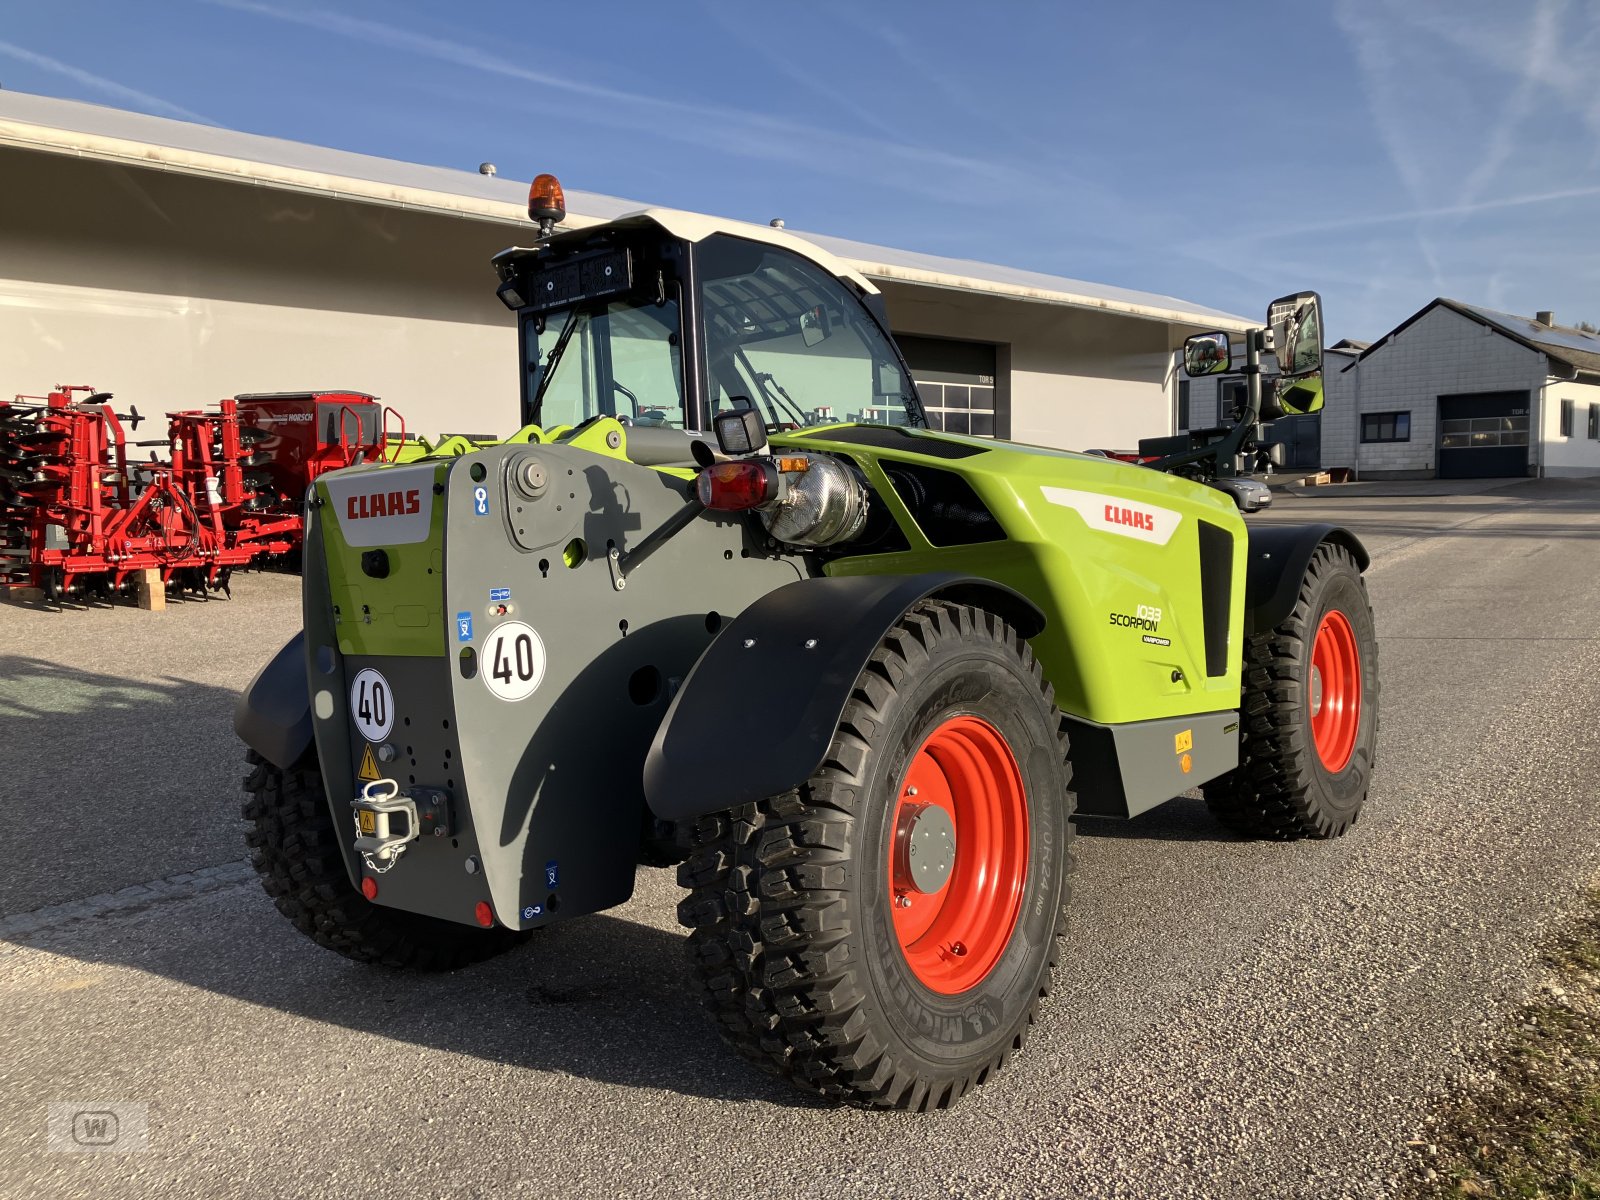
[{"left": 3, "top": 479, "right": 1599, "bottom": 1198}]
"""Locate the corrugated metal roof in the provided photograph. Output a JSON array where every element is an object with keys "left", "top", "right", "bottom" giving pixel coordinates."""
[{"left": 0, "top": 89, "right": 1253, "bottom": 330}]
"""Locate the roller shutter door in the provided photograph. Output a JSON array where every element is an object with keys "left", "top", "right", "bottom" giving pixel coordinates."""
[{"left": 1437, "top": 391, "right": 1530, "bottom": 479}]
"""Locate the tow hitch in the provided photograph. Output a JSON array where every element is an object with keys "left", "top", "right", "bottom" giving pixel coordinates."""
[{"left": 350, "top": 779, "right": 453, "bottom": 872}]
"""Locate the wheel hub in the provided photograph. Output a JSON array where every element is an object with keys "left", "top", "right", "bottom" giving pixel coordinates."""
[
  {"left": 896, "top": 802, "right": 956, "bottom": 894},
  {"left": 887, "top": 715, "right": 1029, "bottom": 995},
  {"left": 1309, "top": 609, "right": 1362, "bottom": 773}
]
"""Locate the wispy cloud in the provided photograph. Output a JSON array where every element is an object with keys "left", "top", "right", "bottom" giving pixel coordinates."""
[
  {"left": 1397, "top": 0, "right": 1600, "bottom": 143},
  {"left": 1328, "top": 0, "right": 1600, "bottom": 300},
  {"left": 1331, "top": 2, "right": 1447, "bottom": 290},
  {"left": 1453, "top": 0, "right": 1565, "bottom": 208},
  {"left": 1333, "top": 3, "right": 1430, "bottom": 205},
  {"left": 1260, "top": 182, "right": 1600, "bottom": 238},
  {"left": 0, "top": 39, "right": 216, "bottom": 124},
  {"left": 695, "top": 0, "right": 907, "bottom": 143},
  {"left": 204, "top": 0, "right": 1066, "bottom": 207}
]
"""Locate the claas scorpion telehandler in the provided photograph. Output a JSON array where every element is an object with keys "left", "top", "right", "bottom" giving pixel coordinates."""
[{"left": 236, "top": 175, "right": 1378, "bottom": 1110}]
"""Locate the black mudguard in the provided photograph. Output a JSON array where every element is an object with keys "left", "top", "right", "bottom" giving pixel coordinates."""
[
  {"left": 643, "top": 572, "right": 1044, "bottom": 821},
  {"left": 233, "top": 632, "right": 313, "bottom": 769},
  {"left": 1245, "top": 523, "right": 1370, "bottom": 634}
]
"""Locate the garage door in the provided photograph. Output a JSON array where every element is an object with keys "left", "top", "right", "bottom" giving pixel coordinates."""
[
  {"left": 1437, "top": 392, "right": 1530, "bottom": 479},
  {"left": 894, "top": 335, "right": 1003, "bottom": 438}
]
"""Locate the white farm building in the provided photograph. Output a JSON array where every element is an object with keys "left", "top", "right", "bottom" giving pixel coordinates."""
[{"left": 1322, "top": 300, "right": 1600, "bottom": 480}]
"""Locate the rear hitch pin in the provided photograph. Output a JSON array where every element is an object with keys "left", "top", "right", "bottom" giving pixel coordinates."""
[{"left": 350, "top": 778, "right": 421, "bottom": 874}]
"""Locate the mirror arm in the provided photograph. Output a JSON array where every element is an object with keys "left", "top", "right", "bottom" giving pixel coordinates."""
[{"left": 1152, "top": 328, "right": 1265, "bottom": 476}]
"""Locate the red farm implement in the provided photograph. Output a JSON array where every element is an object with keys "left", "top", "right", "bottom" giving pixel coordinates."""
[{"left": 0, "top": 386, "right": 398, "bottom": 602}]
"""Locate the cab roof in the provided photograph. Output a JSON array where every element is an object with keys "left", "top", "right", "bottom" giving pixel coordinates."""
[{"left": 501, "top": 207, "right": 879, "bottom": 295}]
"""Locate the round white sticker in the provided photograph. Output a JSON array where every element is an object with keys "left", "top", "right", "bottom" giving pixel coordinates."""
[
  {"left": 349, "top": 668, "right": 395, "bottom": 741},
  {"left": 483, "top": 621, "right": 546, "bottom": 701}
]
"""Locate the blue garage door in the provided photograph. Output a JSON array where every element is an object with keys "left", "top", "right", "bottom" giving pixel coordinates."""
[{"left": 1437, "top": 392, "right": 1530, "bottom": 479}]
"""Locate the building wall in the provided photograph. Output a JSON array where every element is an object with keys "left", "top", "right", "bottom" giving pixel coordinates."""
[
  {"left": 1339, "top": 305, "right": 1548, "bottom": 478},
  {"left": 1318, "top": 352, "right": 1360, "bottom": 470},
  {"left": 877, "top": 281, "right": 1183, "bottom": 451},
  {"left": 2, "top": 145, "right": 1220, "bottom": 454},
  {"left": 0, "top": 146, "right": 529, "bottom": 436},
  {"left": 1541, "top": 379, "right": 1600, "bottom": 476}
]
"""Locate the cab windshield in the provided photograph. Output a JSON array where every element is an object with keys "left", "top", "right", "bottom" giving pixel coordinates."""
[{"left": 698, "top": 236, "right": 924, "bottom": 431}]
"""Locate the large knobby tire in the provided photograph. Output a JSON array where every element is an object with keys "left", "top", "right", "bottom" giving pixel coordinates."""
[
  {"left": 678, "top": 600, "right": 1074, "bottom": 1111},
  {"left": 1204, "top": 542, "right": 1379, "bottom": 839},
  {"left": 242, "top": 750, "right": 528, "bottom": 969}
]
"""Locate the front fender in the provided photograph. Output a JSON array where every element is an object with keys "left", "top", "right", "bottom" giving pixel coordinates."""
[
  {"left": 233, "top": 632, "right": 313, "bottom": 769},
  {"left": 643, "top": 572, "right": 1044, "bottom": 822},
  {"left": 1245, "top": 523, "right": 1370, "bottom": 634}
]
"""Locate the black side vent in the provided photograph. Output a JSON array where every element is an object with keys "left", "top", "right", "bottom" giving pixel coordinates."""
[
  {"left": 882, "top": 463, "right": 1005, "bottom": 547},
  {"left": 1197, "top": 520, "right": 1234, "bottom": 677}
]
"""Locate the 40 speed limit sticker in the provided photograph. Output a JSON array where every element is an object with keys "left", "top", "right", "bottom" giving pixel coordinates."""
[
  {"left": 349, "top": 667, "right": 395, "bottom": 741},
  {"left": 482, "top": 621, "right": 546, "bottom": 701}
]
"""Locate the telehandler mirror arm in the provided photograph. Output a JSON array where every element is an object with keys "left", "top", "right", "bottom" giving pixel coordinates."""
[
  {"left": 607, "top": 491, "right": 708, "bottom": 591},
  {"left": 1150, "top": 328, "right": 1265, "bottom": 477}
]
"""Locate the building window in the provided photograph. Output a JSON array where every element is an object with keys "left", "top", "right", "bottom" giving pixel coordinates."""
[
  {"left": 1361, "top": 411, "right": 1411, "bottom": 443},
  {"left": 1561, "top": 398, "right": 1575, "bottom": 437},
  {"left": 1440, "top": 415, "right": 1529, "bottom": 448},
  {"left": 1177, "top": 380, "right": 1190, "bottom": 430},
  {"left": 1589, "top": 403, "right": 1598, "bottom": 440}
]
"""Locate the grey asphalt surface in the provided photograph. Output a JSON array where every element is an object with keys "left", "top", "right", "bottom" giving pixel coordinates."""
[{"left": 4, "top": 478, "right": 1600, "bottom": 1198}]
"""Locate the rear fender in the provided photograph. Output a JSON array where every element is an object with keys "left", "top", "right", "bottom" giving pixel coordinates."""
[
  {"left": 233, "top": 632, "right": 313, "bottom": 769},
  {"left": 1245, "top": 524, "right": 1369, "bottom": 634},
  {"left": 643, "top": 572, "right": 1044, "bottom": 821}
]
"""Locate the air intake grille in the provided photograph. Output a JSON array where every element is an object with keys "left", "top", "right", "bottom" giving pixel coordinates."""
[{"left": 882, "top": 463, "right": 1004, "bottom": 547}]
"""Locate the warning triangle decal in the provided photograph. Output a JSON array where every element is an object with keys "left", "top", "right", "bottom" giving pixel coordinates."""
[{"left": 357, "top": 743, "right": 381, "bottom": 782}]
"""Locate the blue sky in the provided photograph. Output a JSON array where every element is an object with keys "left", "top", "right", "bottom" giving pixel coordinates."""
[{"left": 2, "top": 0, "right": 1598, "bottom": 338}]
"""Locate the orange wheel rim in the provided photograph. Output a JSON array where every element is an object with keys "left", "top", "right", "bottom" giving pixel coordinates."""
[
  {"left": 887, "top": 715, "right": 1028, "bottom": 995},
  {"left": 1310, "top": 609, "right": 1361, "bottom": 773}
]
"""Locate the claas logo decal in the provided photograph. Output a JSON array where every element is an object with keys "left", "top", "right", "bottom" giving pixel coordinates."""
[
  {"left": 1039, "top": 487, "right": 1181, "bottom": 546},
  {"left": 1103, "top": 503, "right": 1155, "bottom": 533},
  {"left": 346, "top": 489, "right": 421, "bottom": 520},
  {"left": 322, "top": 466, "right": 435, "bottom": 547}
]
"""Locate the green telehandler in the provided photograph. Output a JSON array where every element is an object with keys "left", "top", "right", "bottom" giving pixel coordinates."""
[{"left": 236, "top": 176, "right": 1377, "bottom": 1110}]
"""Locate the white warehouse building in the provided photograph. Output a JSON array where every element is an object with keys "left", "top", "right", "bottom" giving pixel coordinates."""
[
  {"left": 0, "top": 91, "right": 1249, "bottom": 450},
  {"left": 1321, "top": 299, "right": 1600, "bottom": 480}
]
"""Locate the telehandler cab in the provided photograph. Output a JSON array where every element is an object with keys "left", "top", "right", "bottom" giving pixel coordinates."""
[{"left": 236, "top": 175, "right": 1378, "bottom": 1110}]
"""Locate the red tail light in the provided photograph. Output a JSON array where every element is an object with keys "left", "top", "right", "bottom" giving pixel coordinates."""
[
  {"left": 696, "top": 461, "right": 776, "bottom": 511},
  {"left": 360, "top": 877, "right": 378, "bottom": 901},
  {"left": 474, "top": 901, "right": 495, "bottom": 928}
]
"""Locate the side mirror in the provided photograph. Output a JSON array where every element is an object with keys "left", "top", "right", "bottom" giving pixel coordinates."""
[
  {"left": 1267, "top": 291, "right": 1323, "bottom": 380},
  {"left": 799, "top": 305, "right": 830, "bottom": 349},
  {"left": 1263, "top": 291, "right": 1324, "bottom": 417},
  {"left": 1182, "top": 332, "right": 1232, "bottom": 376},
  {"left": 1271, "top": 374, "right": 1324, "bottom": 417}
]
